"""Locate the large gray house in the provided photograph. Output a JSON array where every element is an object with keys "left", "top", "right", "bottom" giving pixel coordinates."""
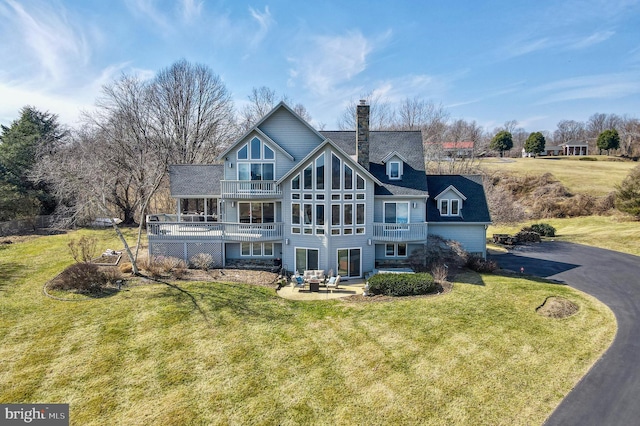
[{"left": 147, "top": 101, "right": 491, "bottom": 278}]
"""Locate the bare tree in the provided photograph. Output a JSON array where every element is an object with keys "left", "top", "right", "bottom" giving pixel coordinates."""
[
  {"left": 337, "top": 91, "right": 395, "bottom": 131},
  {"left": 238, "top": 86, "right": 312, "bottom": 132},
  {"left": 619, "top": 116, "right": 640, "bottom": 157},
  {"left": 554, "top": 120, "right": 586, "bottom": 145},
  {"left": 152, "top": 59, "right": 236, "bottom": 164}
]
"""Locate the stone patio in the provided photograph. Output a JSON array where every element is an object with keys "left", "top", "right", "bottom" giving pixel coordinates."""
[{"left": 277, "top": 279, "right": 366, "bottom": 300}]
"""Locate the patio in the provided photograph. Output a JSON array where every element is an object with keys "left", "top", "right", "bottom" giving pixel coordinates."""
[{"left": 277, "top": 279, "right": 366, "bottom": 301}]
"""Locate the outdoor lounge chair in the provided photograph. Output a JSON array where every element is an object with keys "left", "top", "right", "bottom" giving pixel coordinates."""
[
  {"left": 326, "top": 275, "right": 341, "bottom": 292},
  {"left": 292, "top": 274, "right": 305, "bottom": 291}
]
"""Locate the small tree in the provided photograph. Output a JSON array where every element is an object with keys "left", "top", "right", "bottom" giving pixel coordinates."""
[
  {"left": 597, "top": 129, "right": 620, "bottom": 155},
  {"left": 490, "top": 130, "right": 513, "bottom": 157},
  {"left": 615, "top": 165, "right": 640, "bottom": 218},
  {"left": 68, "top": 236, "right": 98, "bottom": 263},
  {"left": 524, "top": 132, "right": 546, "bottom": 157}
]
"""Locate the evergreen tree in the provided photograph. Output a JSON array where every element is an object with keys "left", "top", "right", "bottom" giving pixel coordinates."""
[
  {"left": 616, "top": 165, "right": 640, "bottom": 218},
  {"left": 524, "top": 132, "right": 546, "bottom": 156},
  {"left": 490, "top": 131, "right": 513, "bottom": 157},
  {"left": 596, "top": 129, "right": 620, "bottom": 155}
]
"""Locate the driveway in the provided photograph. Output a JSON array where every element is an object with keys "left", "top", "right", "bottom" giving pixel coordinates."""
[{"left": 489, "top": 242, "right": 640, "bottom": 426}]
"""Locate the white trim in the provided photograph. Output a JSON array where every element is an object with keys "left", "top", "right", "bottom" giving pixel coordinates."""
[
  {"left": 240, "top": 242, "right": 275, "bottom": 257},
  {"left": 383, "top": 201, "right": 410, "bottom": 224},
  {"left": 295, "top": 246, "right": 320, "bottom": 273},
  {"left": 381, "top": 151, "right": 409, "bottom": 164},
  {"left": 434, "top": 185, "right": 467, "bottom": 201},
  {"left": 385, "top": 243, "right": 408, "bottom": 258}
]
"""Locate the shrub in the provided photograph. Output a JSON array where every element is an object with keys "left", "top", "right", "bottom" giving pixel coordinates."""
[
  {"left": 530, "top": 223, "right": 556, "bottom": 237},
  {"left": 68, "top": 236, "right": 98, "bottom": 263},
  {"left": 367, "top": 273, "right": 436, "bottom": 297},
  {"left": 139, "top": 256, "right": 164, "bottom": 278},
  {"left": 119, "top": 262, "right": 133, "bottom": 274},
  {"left": 466, "top": 255, "right": 498, "bottom": 273},
  {"left": 190, "top": 253, "right": 213, "bottom": 270},
  {"left": 514, "top": 230, "right": 541, "bottom": 243},
  {"left": 431, "top": 264, "right": 448, "bottom": 283},
  {"left": 49, "top": 262, "right": 108, "bottom": 293},
  {"left": 102, "top": 267, "right": 124, "bottom": 284},
  {"left": 408, "top": 236, "right": 468, "bottom": 272}
]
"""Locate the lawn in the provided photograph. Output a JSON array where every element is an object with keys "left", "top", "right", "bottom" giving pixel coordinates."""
[
  {"left": 479, "top": 156, "right": 637, "bottom": 196},
  {"left": 0, "top": 230, "right": 615, "bottom": 425},
  {"left": 489, "top": 215, "right": 640, "bottom": 257}
]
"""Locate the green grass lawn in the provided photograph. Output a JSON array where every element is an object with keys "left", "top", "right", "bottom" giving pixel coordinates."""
[
  {"left": 0, "top": 230, "right": 615, "bottom": 425},
  {"left": 489, "top": 215, "right": 640, "bottom": 257},
  {"left": 479, "top": 156, "right": 637, "bottom": 196}
]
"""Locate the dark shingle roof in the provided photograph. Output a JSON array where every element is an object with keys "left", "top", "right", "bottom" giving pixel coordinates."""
[
  {"left": 169, "top": 164, "right": 223, "bottom": 197},
  {"left": 320, "top": 131, "right": 428, "bottom": 196},
  {"left": 426, "top": 175, "right": 491, "bottom": 223}
]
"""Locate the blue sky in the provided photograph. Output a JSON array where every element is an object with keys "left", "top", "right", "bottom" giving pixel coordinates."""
[{"left": 1, "top": 0, "right": 639, "bottom": 133}]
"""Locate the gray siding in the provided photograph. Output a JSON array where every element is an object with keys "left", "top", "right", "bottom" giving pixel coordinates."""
[
  {"left": 258, "top": 108, "right": 324, "bottom": 164},
  {"left": 428, "top": 223, "right": 487, "bottom": 257}
]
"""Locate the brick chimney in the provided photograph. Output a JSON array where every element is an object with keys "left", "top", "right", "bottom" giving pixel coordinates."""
[{"left": 356, "top": 100, "right": 370, "bottom": 170}]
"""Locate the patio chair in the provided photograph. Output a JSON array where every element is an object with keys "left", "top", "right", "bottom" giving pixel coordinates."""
[
  {"left": 326, "top": 275, "right": 341, "bottom": 292},
  {"left": 292, "top": 274, "right": 305, "bottom": 291}
]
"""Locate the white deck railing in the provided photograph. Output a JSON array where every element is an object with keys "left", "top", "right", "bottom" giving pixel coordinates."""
[
  {"left": 147, "top": 220, "right": 283, "bottom": 242},
  {"left": 372, "top": 222, "right": 428, "bottom": 242},
  {"left": 221, "top": 180, "right": 281, "bottom": 198}
]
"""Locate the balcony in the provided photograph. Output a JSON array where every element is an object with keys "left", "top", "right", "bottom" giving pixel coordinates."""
[
  {"left": 147, "top": 218, "right": 283, "bottom": 242},
  {"left": 372, "top": 222, "right": 428, "bottom": 242},
  {"left": 221, "top": 180, "right": 281, "bottom": 199}
]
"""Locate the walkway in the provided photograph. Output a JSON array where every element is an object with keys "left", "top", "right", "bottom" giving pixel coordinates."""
[{"left": 490, "top": 241, "right": 640, "bottom": 426}]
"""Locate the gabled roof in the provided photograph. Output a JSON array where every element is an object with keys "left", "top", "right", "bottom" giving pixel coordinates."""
[
  {"left": 169, "top": 164, "right": 223, "bottom": 197},
  {"left": 560, "top": 141, "right": 589, "bottom": 147},
  {"left": 381, "top": 150, "right": 409, "bottom": 164},
  {"left": 434, "top": 185, "right": 467, "bottom": 201},
  {"left": 442, "top": 141, "right": 474, "bottom": 150},
  {"left": 426, "top": 175, "right": 491, "bottom": 223},
  {"left": 275, "top": 137, "right": 383, "bottom": 186},
  {"left": 321, "top": 131, "right": 428, "bottom": 196},
  {"left": 217, "top": 127, "right": 294, "bottom": 161}
]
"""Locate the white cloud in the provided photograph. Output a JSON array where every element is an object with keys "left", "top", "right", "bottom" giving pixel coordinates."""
[
  {"left": 532, "top": 72, "right": 640, "bottom": 103},
  {"left": 124, "top": 0, "right": 171, "bottom": 31},
  {"left": 288, "top": 30, "right": 377, "bottom": 94},
  {"left": 0, "top": 0, "right": 91, "bottom": 84},
  {"left": 568, "top": 30, "right": 615, "bottom": 49},
  {"left": 181, "top": 0, "right": 202, "bottom": 21},
  {"left": 249, "top": 6, "right": 274, "bottom": 46}
]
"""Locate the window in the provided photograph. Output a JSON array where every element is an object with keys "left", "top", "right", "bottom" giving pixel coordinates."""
[
  {"left": 356, "top": 174, "right": 365, "bottom": 190},
  {"left": 292, "top": 193, "right": 300, "bottom": 200},
  {"left": 451, "top": 199, "right": 459, "bottom": 215},
  {"left": 239, "top": 202, "right": 275, "bottom": 223},
  {"left": 389, "top": 161, "right": 400, "bottom": 179},
  {"left": 292, "top": 204, "right": 300, "bottom": 224},
  {"left": 356, "top": 193, "right": 365, "bottom": 200},
  {"left": 344, "top": 204, "right": 353, "bottom": 225},
  {"left": 292, "top": 174, "right": 300, "bottom": 190},
  {"left": 344, "top": 164, "right": 353, "bottom": 190},
  {"left": 356, "top": 204, "right": 365, "bottom": 225},
  {"left": 331, "top": 204, "right": 340, "bottom": 226},
  {"left": 332, "top": 153, "right": 341, "bottom": 190},
  {"left": 303, "top": 193, "right": 312, "bottom": 200},
  {"left": 238, "top": 137, "right": 275, "bottom": 181},
  {"left": 385, "top": 243, "right": 407, "bottom": 257},
  {"left": 316, "top": 154, "right": 325, "bottom": 190},
  {"left": 241, "top": 242, "right": 274, "bottom": 257},
  {"left": 439, "top": 199, "right": 461, "bottom": 216},
  {"left": 303, "top": 204, "right": 313, "bottom": 225},
  {"left": 384, "top": 202, "right": 409, "bottom": 224},
  {"left": 296, "top": 248, "right": 319, "bottom": 272},
  {"left": 316, "top": 205, "right": 324, "bottom": 226},
  {"left": 303, "top": 164, "right": 313, "bottom": 190}
]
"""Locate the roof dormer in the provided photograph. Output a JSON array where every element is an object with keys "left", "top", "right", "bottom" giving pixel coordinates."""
[
  {"left": 434, "top": 185, "right": 467, "bottom": 217},
  {"left": 381, "top": 151, "right": 408, "bottom": 180}
]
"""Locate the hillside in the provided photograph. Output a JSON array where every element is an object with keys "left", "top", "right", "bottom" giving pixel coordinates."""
[
  {"left": 479, "top": 156, "right": 636, "bottom": 197},
  {"left": 479, "top": 156, "right": 637, "bottom": 222}
]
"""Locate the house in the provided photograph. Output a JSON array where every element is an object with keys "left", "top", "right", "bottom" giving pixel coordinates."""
[
  {"left": 147, "top": 101, "right": 491, "bottom": 277},
  {"left": 522, "top": 145, "right": 562, "bottom": 157},
  {"left": 441, "top": 141, "right": 475, "bottom": 158},
  {"left": 561, "top": 141, "right": 589, "bottom": 156}
]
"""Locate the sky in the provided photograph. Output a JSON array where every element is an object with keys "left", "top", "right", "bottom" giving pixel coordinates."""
[{"left": 1, "top": 0, "right": 639, "bottom": 133}]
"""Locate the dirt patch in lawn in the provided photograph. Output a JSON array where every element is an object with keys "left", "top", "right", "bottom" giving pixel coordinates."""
[
  {"left": 147, "top": 268, "right": 280, "bottom": 288},
  {"left": 537, "top": 296, "right": 579, "bottom": 318}
]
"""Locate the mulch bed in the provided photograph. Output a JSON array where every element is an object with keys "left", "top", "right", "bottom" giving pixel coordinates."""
[{"left": 342, "top": 281, "right": 453, "bottom": 303}]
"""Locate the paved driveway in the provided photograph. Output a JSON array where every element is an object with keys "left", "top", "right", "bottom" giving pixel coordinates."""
[{"left": 489, "top": 242, "right": 640, "bottom": 426}]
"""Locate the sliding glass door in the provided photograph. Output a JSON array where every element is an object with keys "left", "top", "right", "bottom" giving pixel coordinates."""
[
  {"left": 295, "top": 248, "right": 319, "bottom": 273},
  {"left": 337, "top": 248, "right": 361, "bottom": 277}
]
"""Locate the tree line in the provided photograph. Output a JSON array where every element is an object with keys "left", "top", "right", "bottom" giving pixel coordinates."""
[{"left": 2, "top": 59, "right": 640, "bottom": 233}]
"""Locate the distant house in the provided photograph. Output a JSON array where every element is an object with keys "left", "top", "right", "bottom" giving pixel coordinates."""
[
  {"left": 561, "top": 141, "right": 589, "bottom": 156},
  {"left": 522, "top": 145, "right": 562, "bottom": 157},
  {"left": 442, "top": 141, "right": 474, "bottom": 158},
  {"left": 146, "top": 101, "right": 491, "bottom": 276}
]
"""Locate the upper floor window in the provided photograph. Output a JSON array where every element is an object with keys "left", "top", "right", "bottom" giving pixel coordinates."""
[
  {"left": 439, "top": 199, "right": 461, "bottom": 216},
  {"left": 238, "top": 137, "right": 275, "bottom": 181},
  {"left": 389, "top": 162, "right": 401, "bottom": 179},
  {"left": 384, "top": 202, "right": 409, "bottom": 224}
]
